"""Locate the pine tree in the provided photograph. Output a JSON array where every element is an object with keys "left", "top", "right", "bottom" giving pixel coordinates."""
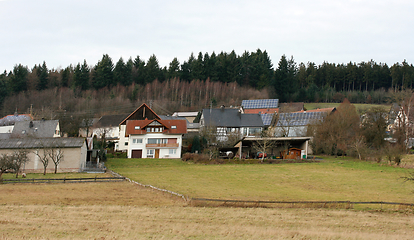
[
  {"left": 274, "top": 55, "right": 297, "bottom": 102},
  {"left": 36, "top": 61, "right": 49, "bottom": 91},
  {"left": 9, "top": 64, "right": 28, "bottom": 93},
  {"left": 73, "top": 60, "right": 90, "bottom": 90},
  {"left": 0, "top": 72, "right": 8, "bottom": 111},
  {"left": 60, "top": 66, "right": 71, "bottom": 88},
  {"left": 145, "top": 54, "right": 161, "bottom": 83},
  {"left": 167, "top": 57, "right": 180, "bottom": 80},
  {"left": 133, "top": 55, "right": 146, "bottom": 85},
  {"left": 92, "top": 54, "right": 114, "bottom": 89}
]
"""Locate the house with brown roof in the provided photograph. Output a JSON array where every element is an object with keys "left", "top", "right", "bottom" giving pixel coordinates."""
[
  {"left": 117, "top": 103, "right": 161, "bottom": 152},
  {"left": 125, "top": 119, "right": 187, "bottom": 158}
]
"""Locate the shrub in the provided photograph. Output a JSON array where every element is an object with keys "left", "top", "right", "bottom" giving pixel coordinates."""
[
  {"left": 107, "top": 152, "right": 127, "bottom": 159},
  {"left": 384, "top": 146, "right": 403, "bottom": 166}
]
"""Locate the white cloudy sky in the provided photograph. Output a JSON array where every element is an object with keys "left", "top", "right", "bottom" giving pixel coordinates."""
[{"left": 0, "top": 0, "right": 413, "bottom": 72}]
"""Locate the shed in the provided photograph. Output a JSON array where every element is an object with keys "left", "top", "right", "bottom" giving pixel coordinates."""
[{"left": 0, "top": 138, "right": 87, "bottom": 173}]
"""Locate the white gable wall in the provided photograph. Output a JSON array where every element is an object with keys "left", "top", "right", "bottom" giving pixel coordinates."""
[{"left": 127, "top": 133, "right": 182, "bottom": 159}]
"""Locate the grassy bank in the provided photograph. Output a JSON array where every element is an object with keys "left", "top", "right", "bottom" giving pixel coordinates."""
[{"left": 106, "top": 157, "right": 414, "bottom": 203}]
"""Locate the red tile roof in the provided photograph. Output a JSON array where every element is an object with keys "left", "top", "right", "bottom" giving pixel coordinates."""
[
  {"left": 294, "top": 107, "right": 336, "bottom": 113},
  {"left": 243, "top": 108, "right": 279, "bottom": 114},
  {"left": 126, "top": 119, "right": 187, "bottom": 136}
]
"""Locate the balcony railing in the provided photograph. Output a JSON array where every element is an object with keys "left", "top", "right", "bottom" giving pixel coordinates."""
[{"left": 146, "top": 143, "right": 179, "bottom": 148}]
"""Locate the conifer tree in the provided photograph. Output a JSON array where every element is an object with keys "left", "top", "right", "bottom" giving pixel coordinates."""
[
  {"left": 9, "top": 64, "right": 28, "bottom": 93},
  {"left": 36, "top": 61, "right": 49, "bottom": 91},
  {"left": 92, "top": 54, "right": 114, "bottom": 89}
]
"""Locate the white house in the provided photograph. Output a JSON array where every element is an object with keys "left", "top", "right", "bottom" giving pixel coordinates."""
[
  {"left": 200, "top": 107, "right": 264, "bottom": 142},
  {"left": 125, "top": 119, "right": 187, "bottom": 158},
  {"left": 117, "top": 103, "right": 162, "bottom": 152}
]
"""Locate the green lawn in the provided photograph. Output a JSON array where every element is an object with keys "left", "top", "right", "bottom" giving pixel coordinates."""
[{"left": 106, "top": 157, "right": 414, "bottom": 203}]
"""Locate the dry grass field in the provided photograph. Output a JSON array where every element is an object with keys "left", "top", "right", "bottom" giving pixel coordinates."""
[
  {"left": 1, "top": 181, "right": 414, "bottom": 240},
  {"left": 1, "top": 157, "right": 414, "bottom": 239}
]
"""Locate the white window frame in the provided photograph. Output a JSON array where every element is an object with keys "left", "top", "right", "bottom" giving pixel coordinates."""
[{"left": 147, "top": 149, "right": 155, "bottom": 158}]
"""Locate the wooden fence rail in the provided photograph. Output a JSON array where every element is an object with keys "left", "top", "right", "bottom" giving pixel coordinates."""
[
  {"left": 191, "top": 198, "right": 414, "bottom": 209},
  {"left": 1, "top": 176, "right": 125, "bottom": 184}
]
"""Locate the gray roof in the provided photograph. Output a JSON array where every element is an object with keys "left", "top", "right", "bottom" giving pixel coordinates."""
[
  {"left": 80, "top": 118, "right": 100, "bottom": 128},
  {"left": 12, "top": 120, "right": 59, "bottom": 138},
  {"left": 159, "top": 115, "right": 201, "bottom": 129},
  {"left": 277, "top": 112, "right": 326, "bottom": 127},
  {"left": 0, "top": 137, "right": 86, "bottom": 149},
  {"left": 202, "top": 108, "right": 264, "bottom": 128},
  {"left": 159, "top": 115, "right": 188, "bottom": 122},
  {"left": 0, "top": 114, "right": 32, "bottom": 126},
  {"left": 94, "top": 114, "right": 128, "bottom": 128},
  {"left": 0, "top": 133, "right": 11, "bottom": 140}
]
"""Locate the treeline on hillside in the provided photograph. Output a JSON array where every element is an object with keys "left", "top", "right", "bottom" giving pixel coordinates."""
[
  {"left": 1, "top": 79, "right": 267, "bottom": 118},
  {"left": 1, "top": 50, "right": 413, "bottom": 107}
]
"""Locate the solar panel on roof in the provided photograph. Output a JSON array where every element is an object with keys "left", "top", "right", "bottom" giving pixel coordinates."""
[
  {"left": 242, "top": 99, "right": 279, "bottom": 109},
  {"left": 260, "top": 113, "right": 274, "bottom": 126},
  {"left": 276, "top": 111, "right": 328, "bottom": 127}
]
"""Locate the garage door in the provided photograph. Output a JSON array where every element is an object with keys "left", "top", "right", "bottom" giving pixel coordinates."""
[{"left": 131, "top": 150, "right": 142, "bottom": 158}]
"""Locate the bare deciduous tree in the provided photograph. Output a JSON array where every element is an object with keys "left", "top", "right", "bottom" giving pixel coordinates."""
[
  {"left": 35, "top": 146, "right": 50, "bottom": 175},
  {"left": 312, "top": 99, "right": 361, "bottom": 156},
  {"left": 200, "top": 125, "right": 219, "bottom": 160},
  {"left": 48, "top": 141, "right": 64, "bottom": 174},
  {"left": 252, "top": 129, "right": 277, "bottom": 162},
  {"left": 10, "top": 150, "right": 29, "bottom": 178},
  {"left": 0, "top": 154, "right": 13, "bottom": 180},
  {"left": 0, "top": 150, "right": 29, "bottom": 179}
]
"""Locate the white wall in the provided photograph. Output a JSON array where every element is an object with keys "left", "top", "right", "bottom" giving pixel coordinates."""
[
  {"left": 117, "top": 125, "right": 128, "bottom": 152},
  {"left": 127, "top": 133, "right": 182, "bottom": 159},
  {"left": 0, "top": 126, "right": 13, "bottom": 133}
]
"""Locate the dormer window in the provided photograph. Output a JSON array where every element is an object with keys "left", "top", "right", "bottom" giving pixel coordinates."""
[
  {"left": 171, "top": 126, "right": 177, "bottom": 129},
  {"left": 135, "top": 126, "right": 141, "bottom": 130}
]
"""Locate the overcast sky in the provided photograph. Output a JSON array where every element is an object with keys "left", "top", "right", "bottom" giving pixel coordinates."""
[{"left": 1, "top": 0, "right": 413, "bottom": 72}]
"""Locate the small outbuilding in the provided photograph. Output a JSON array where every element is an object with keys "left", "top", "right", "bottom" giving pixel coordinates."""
[
  {"left": 235, "top": 136, "right": 311, "bottom": 159},
  {"left": 0, "top": 138, "right": 87, "bottom": 173}
]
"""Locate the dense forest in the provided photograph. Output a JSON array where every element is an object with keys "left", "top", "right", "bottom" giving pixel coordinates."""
[{"left": 1, "top": 49, "right": 413, "bottom": 118}]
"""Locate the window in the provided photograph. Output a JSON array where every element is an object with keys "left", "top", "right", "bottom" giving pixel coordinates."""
[
  {"left": 134, "top": 126, "right": 140, "bottom": 130},
  {"left": 248, "top": 127, "right": 262, "bottom": 136},
  {"left": 148, "top": 138, "right": 167, "bottom": 144},
  {"left": 147, "top": 149, "right": 155, "bottom": 158},
  {"left": 171, "top": 125, "right": 177, "bottom": 129},
  {"left": 169, "top": 149, "right": 176, "bottom": 155},
  {"left": 125, "top": 142, "right": 128, "bottom": 146},
  {"left": 132, "top": 138, "right": 142, "bottom": 144}
]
